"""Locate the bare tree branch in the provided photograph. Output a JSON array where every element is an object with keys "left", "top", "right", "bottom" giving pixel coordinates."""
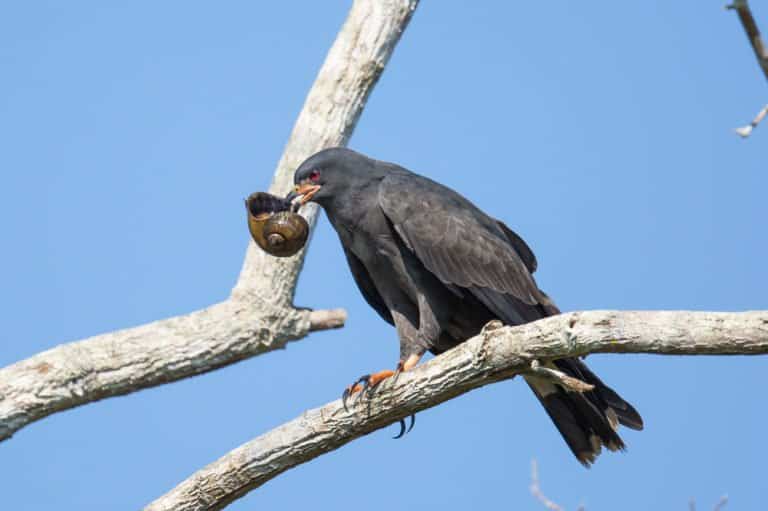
[
  {"left": 689, "top": 495, "right": 729, "bottom": 511},
  {"left": 0, "top": 0, "right": 419, "bottom": 443},
  {"left": 145, "top": 310, "right": 768, "bottom": 511},
  {"left": 308, "top": 308, "right": 349, "bottom": 331},
  {"left": 530, "top": 459, "right": 565, "bottom": 511},
  {"left": 727, "top": 0, "right": 768, "bottom": 80},
  {"left": 712, "top": 495, "right": 729, "bottom": 511},
  {"left": 734, "top": 102, "right": 768, "bottom": 137},
  {"left": 727, "top": 0, "right": 768, "bottom": 137}
]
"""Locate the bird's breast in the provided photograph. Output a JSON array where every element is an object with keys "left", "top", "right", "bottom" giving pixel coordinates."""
[{"left": 333, "top": 216, "right": 418, "bottom": 297}]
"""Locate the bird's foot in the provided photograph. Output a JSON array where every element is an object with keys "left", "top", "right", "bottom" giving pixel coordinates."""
[
  {"left": 341, "top": 362, "right": 416, "bottom": 439},
  {"left": 342, "top": 368, "right": 396, "bottom": 411}
]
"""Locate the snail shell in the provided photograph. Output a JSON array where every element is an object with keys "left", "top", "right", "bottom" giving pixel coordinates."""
[{"left": 246, "top": 192, "right": 309, "bottom": 257}]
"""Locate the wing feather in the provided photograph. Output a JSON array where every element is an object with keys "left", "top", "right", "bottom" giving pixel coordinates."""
[{"left": 379, "top": 171, "right": 542, "bottom": 308}]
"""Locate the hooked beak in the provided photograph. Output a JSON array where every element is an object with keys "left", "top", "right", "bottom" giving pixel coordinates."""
[{"left": 285, "top": 182, "right": 321, "bottom": 207}]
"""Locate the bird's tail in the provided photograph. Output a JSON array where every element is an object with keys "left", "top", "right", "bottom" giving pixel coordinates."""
[{"left": 524, "top": 358, "right": 643, "bottom": 466}]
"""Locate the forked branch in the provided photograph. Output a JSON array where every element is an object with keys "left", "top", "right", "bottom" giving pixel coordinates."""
[{"left": 0, "top": 0, "right": 419, "bottom": 443}]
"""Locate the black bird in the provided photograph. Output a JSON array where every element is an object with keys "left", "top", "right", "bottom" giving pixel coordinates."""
[{"left": 288, "top": 147, "right": 643, "bottom": 465}]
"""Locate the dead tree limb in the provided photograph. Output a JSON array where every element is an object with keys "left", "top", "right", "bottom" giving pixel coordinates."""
[
  {"left": 713, "top": 495, "right": 730, "bottom": 511},
  {"left": 0, "top": 0, "right": 419, "bottom": 443},
  {"left": 728, "top": 0, "right": 768, "bottom": 80},
  {"left": 690, "top": 495, "right": 729, "bottom": 511},
  {"left": 530, "top": 459, "right": 565, "bottom": 511},
  {"left": 734, "top": 102, "right": 768, "bottom": 137},
  {"left": 727, "top": 0, "right": 768, "bottom": 136},
  {"left": 145, "top": 310, "right": 768, "bottom": 511}
]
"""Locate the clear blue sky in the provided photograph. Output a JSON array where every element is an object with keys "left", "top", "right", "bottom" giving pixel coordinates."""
[{"left": 1, "top": 2, "right": 766, "bottom": 510}]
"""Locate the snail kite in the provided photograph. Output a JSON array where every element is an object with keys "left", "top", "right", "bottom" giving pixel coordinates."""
[{"left": 288, "top": 147, "right": 642, "bottom": 465}]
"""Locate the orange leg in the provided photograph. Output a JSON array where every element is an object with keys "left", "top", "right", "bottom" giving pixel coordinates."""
[
  {"left": 341, "top": 354, "right": 421, "bottom": 418},
  {"left": 341, "top": 353, "right": 424, "bottom": 438},
  {"left": 346, "top": 369, "right": 396, "bottom": 395},
  {"left": 342, "top": 353, "right": 423, "bottom": 405}
]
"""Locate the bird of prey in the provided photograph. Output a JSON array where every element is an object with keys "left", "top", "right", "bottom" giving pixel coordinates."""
[{"left": 287, "top": 147, "right": 642, "bottom": 465}]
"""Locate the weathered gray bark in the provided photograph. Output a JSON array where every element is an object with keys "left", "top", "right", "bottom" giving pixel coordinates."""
[
  {"left": 0, "top": 0, "right": 419, "bottom": 443},
  {"left": 145, "top": 310, "right": 768, "bottom": 511}
]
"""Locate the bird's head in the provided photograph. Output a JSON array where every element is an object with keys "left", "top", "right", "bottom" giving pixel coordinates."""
[{"left": 286, "top": 147, "right": 384, "bottom": 209}]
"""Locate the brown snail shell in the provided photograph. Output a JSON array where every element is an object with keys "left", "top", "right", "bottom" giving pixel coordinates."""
[{"left": 245, "top": 192, "right": 308, "bottom": 257}]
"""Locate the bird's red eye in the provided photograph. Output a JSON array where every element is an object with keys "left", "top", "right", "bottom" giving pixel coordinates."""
[{"left": 309, "top": 169, "right": 321, "bottom": 182}]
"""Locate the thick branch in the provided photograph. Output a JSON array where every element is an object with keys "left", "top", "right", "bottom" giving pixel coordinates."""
[
  {"left": 0, "top": 0, "right": 418, "bottom": 442},
  {"left": 0, "top": 302, "right": 345, "bottom": 442},
  {"left": 145, "top": 310, "right": 768, "bottom": 511},
  {"left": 232, "top": 0, "right": 419, "bottom": 304}
]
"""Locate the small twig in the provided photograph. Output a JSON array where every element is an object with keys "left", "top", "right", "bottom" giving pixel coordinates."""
[
  {"left": 712, "top": 495, "right": 729, "bottom": 511},
  {"left": 734, "top": 103, "right": 768, "bottom": 137},
  {"left": 727, "top": 0, "right": 768, "bottom": 137},
  {"left": 689, "top": 494, "right": 728, "bottom": 511},
  {"left": 727, "top": 0, "right": 768, "bottom": 80},
  {"left": 528, "top": 359, "right": 595, "bottom": 393},
  {"left": 530, "top": 459, "right": 565, "bottom": 511}
]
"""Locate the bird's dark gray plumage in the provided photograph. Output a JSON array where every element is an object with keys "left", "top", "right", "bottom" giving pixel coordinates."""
[{"left": 289, "top": 147, "right": 643, "bottom": 466}]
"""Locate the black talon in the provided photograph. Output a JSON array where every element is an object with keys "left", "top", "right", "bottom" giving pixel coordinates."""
[
  {"left": 392, "top": 414, "right": 416, "bottom": 439},
  {"left": 407, "top": 414, "right": 416, "bottom": 434},
  {"left": 393, "top": 419, "right": 406, "bottom": 439},
  {"left": 352, "top": 375, "right": 371, "bottom": 405},
  {"left": 342, "top": 375, "right": 371, "bottom": 412}
]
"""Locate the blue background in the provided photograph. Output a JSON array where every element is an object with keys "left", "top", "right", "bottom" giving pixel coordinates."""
[{"left": 1, "top": 2, "right": 766, "bottom": 510}]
